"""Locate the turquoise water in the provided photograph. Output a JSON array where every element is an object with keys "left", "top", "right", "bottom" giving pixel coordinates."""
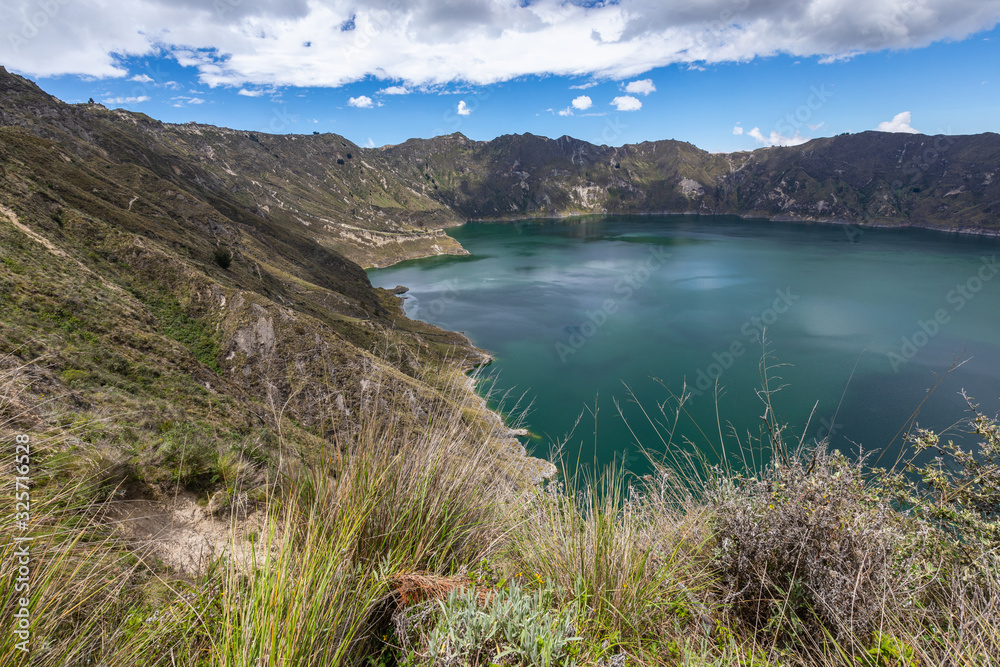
[{"left": 369, "top": 216, "right": 1000, "bottom": 474}]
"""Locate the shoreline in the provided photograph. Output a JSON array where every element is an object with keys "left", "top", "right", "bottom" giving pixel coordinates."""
[
  {"left": 467, "top": 210, "right": 1000, "bottom": 239},
  {"left": 371, "top": 212, "right": 999, "bottom": 271},
  {"left": 382, "top": 287, "right": 557, "bottom": 484}
]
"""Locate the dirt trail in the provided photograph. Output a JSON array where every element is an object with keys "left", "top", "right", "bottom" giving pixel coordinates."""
[{"left": 107, "top": 493, "right": 273, "bottom": 574}]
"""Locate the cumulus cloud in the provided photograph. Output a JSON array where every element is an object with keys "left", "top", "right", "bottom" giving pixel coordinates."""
[
  {"left": 1, "top": 1, "right": 999, "bottom": 88},
  {"left": 130, "top": 73, "right": 153, "bottom": 83},
  {"left": 625, "top": 78, "right": 655, "bottom": 95},
  {"left": 457, "top": 100, "right": 471, "bottom": 115},
  {"left": 558, "top": 107, "right": 573, "bottom": 116},
  {"left": 748, "top": 126, "right": 808, "bottom": 147},
  {"left": 101, "top": 95, "right": 149, "bottom": 105},
  {"left": 732, "top": 123, "right": 744, "bottom": 135},
  {"left": 379, "top": 85, "right": 410, "bottom": 95},
  {"left": 611, "top": 95, "right": 642, "bottom": 111},
  {"left": 348, "top": 95, "right": 374, "bottom": 108},
  {"left": 571, "top": 95, "right": 592, "bottom": 110},
  {"left": 570, "top": 82, "right": 598, "bottom": 90},
  {"left": 171, "top": 95, "right": 205, "bottom": 106},
  {"left": 237, "top": 88, "right": 265, "bottom": 97},
  {"left": 876, "top": 111, "right": 920, "bottom": 133}
]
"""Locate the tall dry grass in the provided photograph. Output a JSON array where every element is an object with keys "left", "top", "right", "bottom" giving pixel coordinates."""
[{"left": 2, "top": 349, "right": 999, "bottom": 666}]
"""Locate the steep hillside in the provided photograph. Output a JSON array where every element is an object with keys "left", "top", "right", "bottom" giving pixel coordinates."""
[
  {"left": 720, "top": 131, "right": 1000, "bottom": 229},
  {"left": 0, "top": 66, "right": 467, "bottom": 269},
  {"left": 0, "top": 73, "right": 553, "bottom": 516}
]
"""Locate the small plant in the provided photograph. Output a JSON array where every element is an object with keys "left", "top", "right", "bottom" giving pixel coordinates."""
[
  {"left": 394, "top": 582, "right": 580, "bottom": 666},
  {"left": 888, "top": 393, "right": 1000, "bottom": 562},
  {"left": 865, "top": 631, "right": 917, "bottom": 667}
]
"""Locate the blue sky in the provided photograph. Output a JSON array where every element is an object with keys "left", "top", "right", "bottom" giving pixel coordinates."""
[{"left": 2, "top": 1, "right": 999, "bottom": 152}]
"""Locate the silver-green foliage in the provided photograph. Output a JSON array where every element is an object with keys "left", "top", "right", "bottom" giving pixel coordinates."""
[{"left": 396, "top": 583, "right": 580, "bottom": 667}]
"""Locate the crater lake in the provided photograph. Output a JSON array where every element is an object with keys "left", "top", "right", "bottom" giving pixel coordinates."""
[{"left": 369, "top": 216, "right": 1000, "bottom": 474}]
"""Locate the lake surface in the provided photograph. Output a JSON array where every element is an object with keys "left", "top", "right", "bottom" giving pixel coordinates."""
[{"left": 369, "top": 216, "right": 1000, "bottom": 475}]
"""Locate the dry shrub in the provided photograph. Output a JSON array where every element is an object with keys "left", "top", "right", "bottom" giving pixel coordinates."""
[
  {"left": 390, "top": 571, "right": 488, "bottom": 607},
  {"left": 711, "top": 443, "right": 908, "bottom": 647}
]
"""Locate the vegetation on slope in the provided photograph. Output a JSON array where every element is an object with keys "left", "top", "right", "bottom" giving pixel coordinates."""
[
  {"left": 2, "top": 353, "right": 998, "bottom": 666},
  {"left": 1, "top": 63, "right": 999, "bottom": 665}
]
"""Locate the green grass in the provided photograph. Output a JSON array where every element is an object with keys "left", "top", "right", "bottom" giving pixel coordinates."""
[{"left": 139, "top": 294, "right": 221, "bottom": 372}]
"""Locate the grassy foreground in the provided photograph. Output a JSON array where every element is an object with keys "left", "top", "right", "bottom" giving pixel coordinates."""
[{"left": 1, "top": 353, "right": 998, "bottom": 666}]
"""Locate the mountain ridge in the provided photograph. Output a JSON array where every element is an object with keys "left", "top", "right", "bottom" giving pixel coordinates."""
[{"left": 3, "top": 65, "right": 997, "bottom": 275}]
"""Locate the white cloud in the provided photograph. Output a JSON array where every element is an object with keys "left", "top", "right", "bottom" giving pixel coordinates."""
[
  {"left": 457, "top": 100, "right": 471, "bottom": 115},
  {"left": 571, "top": 95, "right": 592, "bottom": 110},
  {"left": 348, "top": 95, "right": 374, "bottom": 108},
  {"left": 130, "top": 73, "right": 153, "bottom": 83},
  {"left": 378, "top": 86, "right": 410, "bottom": 95},
  {"left": 611, "top": 95, "right": 642, "bottom": 111},
  {"left": 1, "top": 1, "right": 999, "bottom": 88},
  {"left": 625, "top": 78, "right": 655, "bottom": 95},
  {"left": 570, "top": 82, "right": 598, "bottom": 90},
  {"left": 237, "top": 88, "right": 265, "bottom": 97},
  {"left": 101, "top": 95, "right": 149, "bottom": 105},
  {"left": 558, "top": 107, "right": 574, "bottom": 116},
  {"left": 365, "top": 137, "right": 375, "bottom": 147},
  {"left": 876, "top": 111, "right": 920, "bottom": 133},
  {"left": 748, "top": 126, "right": 808, "bottom": 147},
  {"left": 171, "top": 95, "right": 205, "bottom": 105},
  {"left": 732, "top": 123, "right": 744, "bottom": 135}
]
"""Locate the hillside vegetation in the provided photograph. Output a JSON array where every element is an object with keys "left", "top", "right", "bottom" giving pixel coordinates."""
[{"left": 0, "top": 66, "right": 998, "bottom": 665}]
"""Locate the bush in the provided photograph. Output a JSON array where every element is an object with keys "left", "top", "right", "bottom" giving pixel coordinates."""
[
  {"left": 711, "top": 443, "right": 907, "bottom": 646},
  {"left": 212, "top": 247, "right": 232, "bottom": 269},
  {"left": 887, "top": 393, "right": 1000, "bottom": 562}
]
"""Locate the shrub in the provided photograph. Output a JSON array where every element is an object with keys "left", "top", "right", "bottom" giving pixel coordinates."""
[
  {"left": 887, "top": 393, "right": 1000, "bottom": 563},
  {"left": 865, "top": 631, "right": 917, "bottom": 667},
  {"left": 212, "top": 247, "right": 232, "bottom": 269},
  {"left": 711, "top": 443, "right": 907, "bottom": 646}
]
